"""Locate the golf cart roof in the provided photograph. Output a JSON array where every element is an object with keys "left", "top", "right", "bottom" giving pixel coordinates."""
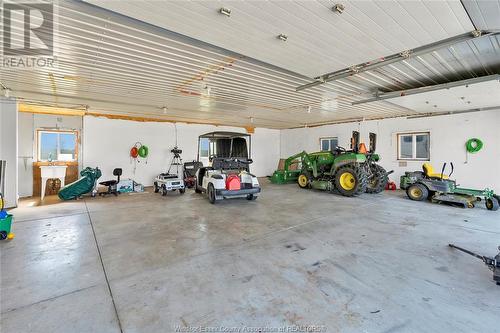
[{"left": 199, "top": 131, "right": 250, "bottom": 139}]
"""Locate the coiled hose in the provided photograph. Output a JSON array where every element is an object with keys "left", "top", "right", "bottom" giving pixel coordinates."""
[{"left": 466, "top": 138, "right": 483, "bottom": 153}]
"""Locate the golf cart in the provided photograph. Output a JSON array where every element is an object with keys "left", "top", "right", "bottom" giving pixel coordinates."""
[
  {"left": 400, "top": 162, "right": 499, "bottom": 211},
  {"left": 195, "top": 132, "right": 261, "bottom": 204}
]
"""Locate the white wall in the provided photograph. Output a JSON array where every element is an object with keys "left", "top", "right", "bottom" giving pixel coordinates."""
[
  {"left": 17, "top": 113, "right": 83, "bottom": 197},
  {"left": 0, "top": 98, "right": 18, "bottom": 208},
  {"left": 83, "top": 116, "right": 280, "bottom": 186},
  {"left": 15, "top": 109, "right": 499, "bottom": 196},
  {"left": 281, "top": 110, "right": 500, "bottom": 192}
]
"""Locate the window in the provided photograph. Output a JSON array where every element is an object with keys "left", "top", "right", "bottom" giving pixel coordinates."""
[
  {"left": 320, "top": 137, "right": 338, "bottom": 152},
  {"left": 397, "top": 132, "right": 430, "bottom": 160},
  {"left": 199, "top": 138, "right": 209, "bottom": 158},
  {"left": 37, "top": 130, "right": 78, "bottom": 162}
]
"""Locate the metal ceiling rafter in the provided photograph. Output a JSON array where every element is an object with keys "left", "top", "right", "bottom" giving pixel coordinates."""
[
  {"left": 351, "top": 74, "right": 500, "bottom": 106},
  {"left": 296, "top": 30, "right": 500, "bottom": 91}
]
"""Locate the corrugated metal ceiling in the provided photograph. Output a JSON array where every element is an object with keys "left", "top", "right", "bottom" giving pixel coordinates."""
[
  {"left": 84, "top": 0, "right": 475, "bottom": 77},
  {"left": 1, "top": 0, "right": 499, "bottom": 129}
]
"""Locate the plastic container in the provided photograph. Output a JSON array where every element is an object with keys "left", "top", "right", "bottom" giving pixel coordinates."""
[{"left": 0, "top": 213, "right": 13, "bottom": 240}]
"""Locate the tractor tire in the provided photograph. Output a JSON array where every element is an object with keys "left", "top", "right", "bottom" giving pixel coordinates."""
[
  {"left": 406, "top": 183, "right": 428, "bottom": 201},
  {"left": 486, "top": 197, "right": 499, "bottom": 211},
  {"left": 366, "top": 164, "right": 388, "bottom": 194},
  {"left": 297, "top": 172, "right": 311, "bottom": 189},
  {"left": 207, "top": 183, "right": 216, "bottom": 204},
  {"left": 334, "top": 164, "right": 367, "bottom": 197}
]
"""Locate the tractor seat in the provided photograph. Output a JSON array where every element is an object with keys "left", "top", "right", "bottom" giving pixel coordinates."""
[{"left": 422, "top": 163, "right": 449, "bottom": 179}]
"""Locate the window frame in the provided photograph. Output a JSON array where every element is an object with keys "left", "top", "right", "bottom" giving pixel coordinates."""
[
  {"left": 397, "top": 131, "right": 430, "bottom": 161},
  {"left": 199, "top": 138, "right": 210, "bottom": 158},
  {"left": 36, "top": 129, "right": 79, "bottom": 162},
  {"left": 319, "top": 137, "right": 338, "bottom": 152}
]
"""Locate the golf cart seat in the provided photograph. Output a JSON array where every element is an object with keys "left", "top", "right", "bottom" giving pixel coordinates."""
[{"left": 422, "top": 163, "right": 449, "bottom": 179}]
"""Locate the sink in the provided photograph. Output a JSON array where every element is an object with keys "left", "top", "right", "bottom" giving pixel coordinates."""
[{"left": 40, "top": 166, "right": 67, "bottom": 200}]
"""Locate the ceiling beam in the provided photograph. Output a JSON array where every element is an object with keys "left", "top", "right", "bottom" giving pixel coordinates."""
[
  {"left": 296, "top": 30, "right": 500, "bottom": 92},
  {"left": 351, "top": 74, "right": 500, "bottom": 106}
]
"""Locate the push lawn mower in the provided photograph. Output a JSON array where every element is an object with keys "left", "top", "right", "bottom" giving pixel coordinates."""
[
  {"left": 400, "top": 162, "right": 499, "bottom": 211},
  {"left": 270, "top": 131, "right": 391, "bottom": 197},
  {"left": 183, "top": 161, "right": 203, "bottom": 189},
  {"left": 195, "top": 132, "right": 261, "bottom": 204}
]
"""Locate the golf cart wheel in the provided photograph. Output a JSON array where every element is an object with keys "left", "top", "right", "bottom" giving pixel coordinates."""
[
  {"left": 365, "top": 164, "right": 388, "bottom": 194},
  {"left": 406, "top": 183, "right": 428, "bottom": 201},
  {"left": 297, "top": 173, "right": 311, "bottom": 189},
  {"left": 207, "top": 184, "right": 216, "bottom": 204},
  {"left": 161, "top": 185, "right": 167, "bottom": 196},
  {"left": 486, "top": 197, "right": 499, "bottom": 211},
  {"left": 334, "top": 164, "right": 367, "bottom": 197},
  {"left": 154, "top": 182, "right": 159, "bottom": 193},
  {"left": 0, "top": 231, "right": 7, "bottom": 240},
  {"left": 179, "top": 188, "right": 185, "bottom": 194},
  {"left": 246, "top": 194, "right": 257, "bottom": 200}
]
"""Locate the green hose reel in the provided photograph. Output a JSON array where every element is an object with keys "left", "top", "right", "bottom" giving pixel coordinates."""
[
  {"left": 466, "top": 138, "right": 483, "bottom": 153},
  {"left": 138, "top": 145, "right": 149, "bottom": 158}
]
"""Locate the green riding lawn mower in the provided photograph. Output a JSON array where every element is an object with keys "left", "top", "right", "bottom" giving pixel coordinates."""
[
  {"left": 270, "top": 131, "right": 392, "bottom": 197},
  {"left": 400, "top": 162, "right": 499, "bottom": 211},
  {"left": 400, "top": 163, "right": 500, "bottom": 211}
]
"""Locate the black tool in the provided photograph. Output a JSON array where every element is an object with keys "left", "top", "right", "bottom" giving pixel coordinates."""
[{"left": 449, "top": 244, "right": 500, "bottom": 285}]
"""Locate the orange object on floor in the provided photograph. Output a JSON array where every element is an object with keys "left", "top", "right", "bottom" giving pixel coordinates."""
[
  {"left": 226, "top": 174, "right": 241, "bottom": 190},
  {"left": 385, "top": 181, "right": 396, "bottom": 191}
]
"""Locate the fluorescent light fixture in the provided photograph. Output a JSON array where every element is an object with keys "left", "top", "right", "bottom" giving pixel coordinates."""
[
  {"left": 219, "top": 8, "right": 231, "bottom": 17},
  {"left": 277, "top": 34, "right": 288, "bottom": 42}
]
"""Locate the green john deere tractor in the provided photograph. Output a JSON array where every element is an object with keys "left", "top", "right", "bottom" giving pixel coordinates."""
[{"left": 270, "top": 131, "right": 391, "bottom": 197}]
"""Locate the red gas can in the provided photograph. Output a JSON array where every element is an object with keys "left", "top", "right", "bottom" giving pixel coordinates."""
[{"left": 226, "top": 174, "right": 241, "bottom": 190}]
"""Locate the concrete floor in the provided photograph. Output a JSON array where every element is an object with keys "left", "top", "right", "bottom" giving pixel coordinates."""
[{"left": 1, "top": 180, "right": 499, "bottom": 333}]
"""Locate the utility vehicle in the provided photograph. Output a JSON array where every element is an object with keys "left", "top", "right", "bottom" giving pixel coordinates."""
[{"left": 195, "top": 132, "right": 260, "bottom": 204}]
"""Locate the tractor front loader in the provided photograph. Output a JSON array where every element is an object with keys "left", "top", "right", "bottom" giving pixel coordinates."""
[{"left": 271, "top": 131, "right": 391, "bottom": 197}]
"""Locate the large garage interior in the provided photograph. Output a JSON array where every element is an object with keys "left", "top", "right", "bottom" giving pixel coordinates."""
[{"left": 1, "top": 1, "right": 499, "bottom": 332}]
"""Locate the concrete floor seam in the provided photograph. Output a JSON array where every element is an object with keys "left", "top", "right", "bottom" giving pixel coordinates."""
[
  {"left": 84, "top": 199, "right": 124, "bottom": 333},
  {"left": 13, "top": 212, "right": 89, "bottom": 224},
  {"left": 0, "top": 284, "right": 99, "bottom": 315}
]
